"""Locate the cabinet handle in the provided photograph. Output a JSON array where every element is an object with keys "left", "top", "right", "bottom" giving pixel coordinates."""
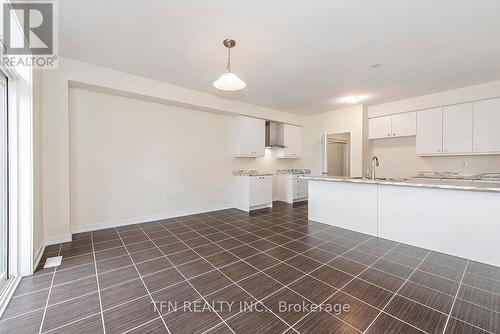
[
  {"left": 393, "top": 133, "right": 396, "bottom": 136},
  {"left": 387, "top": 133, "right": 391, "bottom": 137}
]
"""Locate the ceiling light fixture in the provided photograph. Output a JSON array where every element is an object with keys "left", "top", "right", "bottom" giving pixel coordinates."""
[
  {"left": 342, "top": 95, "right": 365, "bottom": 104},
  {"left": 213, "top": 39, "right": 246, "bottom": 91}
]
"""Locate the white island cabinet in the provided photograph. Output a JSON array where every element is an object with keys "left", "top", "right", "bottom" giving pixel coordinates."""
[
  {"left": 233, "top": 175, "right": 272, "bottom": 212},
  {"left": 305, "top": 176, "right": 500, "bottom": 267}
]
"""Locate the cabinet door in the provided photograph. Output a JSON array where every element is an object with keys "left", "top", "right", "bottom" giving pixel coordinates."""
[
  {"left": 282, "top": 124, "right": 302, "bottom": 158},
  {"left": 442, "top": 103, "right": 473, "bottom": 154},
  {"left": 297, "top": 178, "right": 308, "bottom": 198},
  {"left": 391, "top": 112, "right": 416, "bottom": 137},
  {"left": 473, "top": 98, "right": 500, "bottom": 153},
  {"left": 234, "top": 116, "right": 255, "bottom": 156},
  {"left": 249, "top": 176, "right": 271, "bottom": 207},
  {"left": 291, "top": 125, "right": 302, "bottom": 157},
  {"left": 368, "top": 116, "right": 392, "bottom": 139},
  {"left": 416, "top": 108, "right": 443, "bottom": 155},
  {"left": 252, "top": 118, "right": 266, "bottom": 156}
]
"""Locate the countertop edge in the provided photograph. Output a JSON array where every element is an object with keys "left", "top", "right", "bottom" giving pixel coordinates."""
[{"left": 300, "top": 176, "right": 500, "bottom": 193}]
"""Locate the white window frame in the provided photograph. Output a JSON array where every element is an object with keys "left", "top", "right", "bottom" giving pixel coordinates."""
[{"left": 0, "top": 0, "right": 35, "bottom": 315}]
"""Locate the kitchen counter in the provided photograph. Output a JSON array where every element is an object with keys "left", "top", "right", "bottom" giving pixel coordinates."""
[
  {"left": 305, "top": 175, "right": 500, "bottom": 267},
  {"left": 232, "top": 169, "right": 273, "bottom": 176},
  {"left": 275, "top": 169, "right": 311, "bottom": 175},
  {"left": 301, "top": 175, "right": 500, "bottom": 193}
]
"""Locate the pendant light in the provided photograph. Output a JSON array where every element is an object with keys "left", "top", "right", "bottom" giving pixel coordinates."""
[{"left": 213, "top": 39, "right": 246, "bottom": 91}]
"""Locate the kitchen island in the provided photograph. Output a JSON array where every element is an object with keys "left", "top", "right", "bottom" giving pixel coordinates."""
[{"left": 302, "top": 175, "right": 500, "bottom": 266}]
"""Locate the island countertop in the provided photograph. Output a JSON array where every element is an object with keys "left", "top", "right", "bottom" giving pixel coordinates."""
[{"left": 300, "top": 175, "right": 500, "bottom": 193}]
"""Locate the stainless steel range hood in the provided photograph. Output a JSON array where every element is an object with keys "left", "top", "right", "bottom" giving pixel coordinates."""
[{"left": 265, "top": 121, "right": 286, "bottom": 148}]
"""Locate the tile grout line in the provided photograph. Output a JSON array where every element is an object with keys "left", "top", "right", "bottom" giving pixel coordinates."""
[
  {"left": 167, "top": 225, "right": 310, "bottom": 334},
  {"left": 178, "top": 210, "right": 500, "bottom": 330},
  {"left": 90, "top": 232, "right": 107, "bottom": 333},
  {"left": 440, "top": 259, "right": 470, "bottom": 334},
  {"left": 134, "top": 224, "right": 238, "bottom": 334},
  {"left": 362, "top": 250, "right": 432, "bottom": 334},
  {"left": 14, "top": 237, "right": 492, "bottom": 333},
  {"left": 2, "top": 246, "right": 269, "bottom": 325},
  {"left": 40, "top": 235, "right": 497, "bottom": 304},
  {"left": 185, "top": 217, "right": 492, "bottom": 333},
  {"left": 113, "top": 227, "right": 172, "bottom": 334},
  {"left": 286, "top": 241, "right": 404, "bottom": 333},
  {"left": 19, "top": 207, "right": 498, "bottom": 334},
  {"left": 184, "top": 217, "right": 373, "bottom": 333},
  {"left": 37, "top": 244, "right": 62, "bottom": 334}
]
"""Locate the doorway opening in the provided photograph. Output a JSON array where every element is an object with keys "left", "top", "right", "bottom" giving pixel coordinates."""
[{"left": 324, "top": 132, "right": 350, "bottom": 176}]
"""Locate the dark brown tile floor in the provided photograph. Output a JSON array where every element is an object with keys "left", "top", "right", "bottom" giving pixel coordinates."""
[{"left": 1, "top": 202, "right": 499, "bottom": 334}]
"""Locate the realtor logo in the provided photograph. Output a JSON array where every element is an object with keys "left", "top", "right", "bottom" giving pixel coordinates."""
[{"left": 2, "top": 1, "right": 58, "bottom": 68}]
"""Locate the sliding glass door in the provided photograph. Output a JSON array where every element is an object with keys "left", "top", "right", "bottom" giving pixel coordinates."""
[{"left": 0, "top": 74, "right": 7, "bottom": 291}]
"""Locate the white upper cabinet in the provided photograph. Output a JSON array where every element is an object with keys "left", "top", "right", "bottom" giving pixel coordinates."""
[
  {"left": 252, "top": 118, "right": 266, "bottom": 156},
  {"left": 277, "top": 124, "right": 302, "bottom": 158},
  {"left": 416, "top": 107, "right": 443, "bottom": 155},
  {"left": 473, "top": 98, "right": 500, "bottom": 153},
  {"left": 368, "top": 112, "right": 416, "bottom": 139},
  {"left": 391, "top": 112, "right": 416, "bottom": 137},
  {"left": 442, "top": 103, "right": 473, "bottom": 154},
  {"left": 368, "top": 116, "right": 392, "bottom": 139},
  {"left": 234, "top": 116, "right": 265, "bottom": 157},
  {"left": 416, "top": 98, "right": 500, "bottom": 156}
]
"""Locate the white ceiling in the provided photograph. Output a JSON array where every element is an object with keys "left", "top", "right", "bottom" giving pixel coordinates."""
[{"left": 59, "top": 0, "right": 500, "bottom": 115}]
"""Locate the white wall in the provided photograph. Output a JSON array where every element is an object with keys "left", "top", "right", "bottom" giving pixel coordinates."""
[
  {"left": 69, "top": 88, "right": 299, "bottom": 232},
  {"left": 371, "top": 136, "right": 500, "bottom": 178},
  {"left": 302, "top": 105, "right": 364, "bottom": 177},
  {"left": 368, "top": 81, "right": 500, "bottom": 177},
  {"left": 42, "top": 57, "right": 303, "bottom": 242}
]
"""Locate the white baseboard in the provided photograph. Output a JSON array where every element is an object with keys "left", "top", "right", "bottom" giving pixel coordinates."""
[
  {"left": 44, "top": 235, "right": 72, "bottom": 246},
  {"left": 70, "top": 204, "right": 234, "bottom": 234},
  {"left": 33, "top": 242, "right": 45, "bottom": 271}
]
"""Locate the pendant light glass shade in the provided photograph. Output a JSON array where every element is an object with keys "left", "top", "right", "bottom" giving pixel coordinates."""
[
  {"left": 213, "top": 72, "right": 246, "bottom": 91},
  {"left": 214, "top": 39, "right": 246, "bottom": 91}
]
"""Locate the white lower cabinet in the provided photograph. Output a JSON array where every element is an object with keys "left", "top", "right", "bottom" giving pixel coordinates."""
[
  {"left": 276, "top": 174, "right": 308, "bottom": 204},
  {"left": 233, "top": 175, "right": 272, "bottom": 212}
]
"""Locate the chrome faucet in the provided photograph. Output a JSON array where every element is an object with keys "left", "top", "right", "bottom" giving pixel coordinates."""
[{"left": 371, "top": 156, "right": 380, "bottom": 180}]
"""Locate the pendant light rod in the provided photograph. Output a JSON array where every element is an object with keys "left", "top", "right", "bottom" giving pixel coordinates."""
[
  {"left": 223, "top": 39, "right": 236, "bottom": 72},
  {"left": 213, "top": 38, "right": 246, "bottom": 91}
]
